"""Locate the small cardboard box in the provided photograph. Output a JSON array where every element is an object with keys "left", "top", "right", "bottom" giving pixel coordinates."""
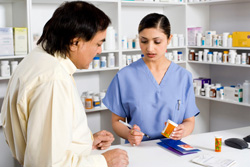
[
  {"left": 232, "top": 32, "right": 250, "bottom": 47},
  {"left": 13, "top": 27, "right": 28, "bottom": 55},
  {"left": 0, "top": 27, "right": 14, "bottom": 56}
]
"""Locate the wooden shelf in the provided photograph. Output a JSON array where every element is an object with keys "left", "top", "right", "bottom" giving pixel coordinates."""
[{"left": 196, "top": 95, "right": 250, "bottom": 107}]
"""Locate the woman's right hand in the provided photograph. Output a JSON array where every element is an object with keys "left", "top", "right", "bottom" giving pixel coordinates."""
[{"left": 127, "top": 124, "right": 144, "bottom": 146}]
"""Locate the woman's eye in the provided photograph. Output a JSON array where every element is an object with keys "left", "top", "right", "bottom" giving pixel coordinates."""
[
  {"left": 97, "top": 43, "right": 102, "bottom": 47},
  {"left": 155, "top": 41, "right": 161, "bottom": 44},
  {"left": 141, "top": 40, "right": 148, "bottom": 43}
]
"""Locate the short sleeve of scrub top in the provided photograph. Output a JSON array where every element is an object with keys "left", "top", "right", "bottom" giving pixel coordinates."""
[{"left": 103, "top": 58, "right": 200, "bottom": 141}]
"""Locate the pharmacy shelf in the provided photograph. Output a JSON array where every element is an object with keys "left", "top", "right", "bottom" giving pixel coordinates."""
[
  {"left": 187, "top": 0, "right": 249, "bottom": 6},
  {"left": 85, "top": 107, "right": 108, "bottom": 113},
  {"left": 122, "top": 49, "right": 141, "bottom": 52},
  {"left": 196, "top": 95, "right": 250, "bottom": 107},
  {"left": 0, "top": 0, "right": 24, "bottom": 3},
  {"left": 188, "top": 46, "right": 250, "bottom": 51},
  {"left": 75, "top": 67, "right": 120, "bottom": 73},
  {"left": 174, "top": 61, "right": 186, "bottom": 64},
  {"left": 0, "top": 113, "right": 2, "bottom": 126},
  {"left": 101, "top": 50, "right": 119, "bottom": 53},
  {"left": 188, "top": 61, "right": 250, "bottom": 68},
  {"left": 32, "top": 0, "right": 118, "bottom": 4},
  {"left": 0, "top": 76, "right": 11, "bottom": 80},
  {"left": 121, "top": 1, "right": 185, "bottom": 7},
  {"left": 0, "top": 55, "right": 26, "bottom": 60}
]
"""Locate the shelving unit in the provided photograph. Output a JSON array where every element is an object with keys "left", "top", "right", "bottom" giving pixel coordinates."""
[
  {"left": 0, "top": 0, "right": 250, "bottom": 140},
  {"left": 188, "top": 61, "right": 250, "bottom": 68}
]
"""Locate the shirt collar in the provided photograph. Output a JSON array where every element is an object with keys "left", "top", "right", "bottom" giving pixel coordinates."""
[{"left": 54, "top": 52, "right": 77, "bottom": 76}]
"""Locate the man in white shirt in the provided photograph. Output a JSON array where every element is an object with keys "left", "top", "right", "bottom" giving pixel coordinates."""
[{"left": 0, "top": 1, "right": 128, "bottom": 167}]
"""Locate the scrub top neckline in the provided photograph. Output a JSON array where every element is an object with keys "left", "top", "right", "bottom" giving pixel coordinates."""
[{"left": 139, "top": 58, "right": 174, "bottom": 89}]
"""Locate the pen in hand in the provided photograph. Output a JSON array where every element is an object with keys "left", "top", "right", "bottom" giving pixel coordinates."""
[{"left": 119, "top": 120, "right": 151, "bottom": 139}]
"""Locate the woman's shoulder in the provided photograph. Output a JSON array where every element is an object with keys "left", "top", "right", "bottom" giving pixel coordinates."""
[
  {"left": 117, "top": 58, "right": 144, "bottom": 75},
  {"left": 171, "top": 62, "right": 192, "bottom": 78}
]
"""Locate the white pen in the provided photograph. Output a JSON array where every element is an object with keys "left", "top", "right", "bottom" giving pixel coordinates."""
[{"left": 119, "top": 120, "right": 150, "bottom": 139}]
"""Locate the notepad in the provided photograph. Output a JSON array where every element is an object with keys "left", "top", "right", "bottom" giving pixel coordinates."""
[{"left": 192, "top": 154, "right": 236, "bottom": 167}]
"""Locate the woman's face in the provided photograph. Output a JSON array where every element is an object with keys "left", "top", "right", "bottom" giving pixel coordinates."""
[{"left": 139, "top": 28, "right": 171, "bottom": 62}]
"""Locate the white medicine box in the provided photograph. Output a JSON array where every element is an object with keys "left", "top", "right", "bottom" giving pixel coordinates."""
[
  {"left": 0, "top": 27, "right": 14, "bottom": 56},
  {"left": 13, "top": 27, "right": 28, "bottom": 55}
]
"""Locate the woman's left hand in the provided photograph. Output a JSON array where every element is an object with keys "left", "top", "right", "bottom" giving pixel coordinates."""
[{"left": 170, "top": 124, "right": 185, "bottom": 140}]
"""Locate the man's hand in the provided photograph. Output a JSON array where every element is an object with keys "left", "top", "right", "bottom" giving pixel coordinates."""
[
  {"left": 92, "top": 130, "right": 114, "bottom": 150},
  {"left": 102, "top": 148, "right": 129, "bottom": 167}
]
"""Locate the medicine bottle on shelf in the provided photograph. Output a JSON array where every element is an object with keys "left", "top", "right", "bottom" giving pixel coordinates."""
[
  {"left": 223, "top": 51, "right": 229, "bottom": 63},
  {"left": 243, "top": 80, "right": 250, "bottom": 104},
  {"left": 108, "top": 53, "right": 115, "bottom": 68},
  {"left": 227, "top": 35, "right": 233, "bottom": 47},
  {"left": 10, "top": 61, "right": 18, "bottom": 74},
  {"left": 93, "top": 96, "right": 100, "bottom": 108},
  {"left": 172, "top": 34, "right": 178, "bottom": 47},
  {"left": 1, "top": 61, "right": 10, "bottom": 77},
  {"left": 189, "top": 50, "right": 195, "bottom": 61},
  {"left": 100, "top": 56, "right": 107, "bottom": 68},
  {"left": 85, "top": 95, "right": 93, "bottom": 109},
  {"left": 93, "top": 57, "right": 100, "bottom": 69},
  {"left": 210, "top": 86, "right": 216, "bottom": 98},
  {"left": 242, "top": 53, "right": 247, "bottom": 64}
]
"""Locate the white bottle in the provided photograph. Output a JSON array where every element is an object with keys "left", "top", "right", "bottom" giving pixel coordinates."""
[
  {"left": 217, "top": 52, "right": 222, "bottom": 63},
  {"left": 173, "top": 50, "right": 178, "bottom": 62},
  {"left": 205, "top": 85, "right": 211, "bottom": 97},
  {"left": 126, "top": 55, "right": 132, "bottom": 65},
  {"left": 198, "top": 51, "right": 203, "bottom": 62},
  {"left": 132, "top": 55, "right": 138, "bottom": 62},
  {"left": 235, "top": 54, "right": 241, "bottom": 64},
  {"left": 223, "top": 32, "right": 230, "bottom": 47},
  {"left": 196, "top": 33, "right": 202, "bottom": 46},
  {"left": 242, "top": 53, "right": 247, "bottom": 64},
  {"left": 172, "top": 34, "right": 178, "bottom": 47},
  {"left": 208, "top": 52, "right": 213, "bottom": 62},
  {"left": 122, "top": 36, "right": 127, "bottom": 49},
  {"left": 213, "top": 52, "right": 218, "bottom": 63},
  {"left": 229, "top": 50, "right": 236, "bottom": 64},
  {"left": 178, "top": 51, "right": 183, "bottom": 61},
  {"left": 93, "top": 57, "right": 100, "bottom": 69},
  {"left": 100, "top": 56, "right": 107, "bottom": 68},
  {"left": 1, "top": 60, "right": 10, "bottom": 77},
  {"left": 88, "top": 61, "right": 93, "bottom": 69},
  {"left": 108, "top": 53, "right": 115, "bottom": 67},
  {"left": 227, "top": 35, "right": 233, "bottom": 47},
  {"left": 122, "top": 54, "right": 127, "bottom": 67},
  {"left": 10, "top": 61, "right": 18, "bottom": 74},
  {"left": 135, "top": 35, "right": 140, "bottom": 49},
  {"left": 203, "top": 49, "right": 209, "bottom": 62},
  {"left": 105, "top": 26, "right": 115, "bottom": 50},
  {"left": 243, "top": 80, "right": 250, "bottom": 104},
  {"left": 127, "top": 38, "right": 133, "bottom": 49},
  {"left": 99, "top": 92, "right": 106, "bottom": 108},
  {"left": 178, "top": 34, "right": 184, "bottom": 47}
]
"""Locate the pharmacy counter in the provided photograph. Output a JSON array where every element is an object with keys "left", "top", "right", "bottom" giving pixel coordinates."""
[
  {"left": 1, "top": 126, "right": 249, "bottom": 167},
  {"left": 93, "top": 126, "right": 250, "bottom": 167}
]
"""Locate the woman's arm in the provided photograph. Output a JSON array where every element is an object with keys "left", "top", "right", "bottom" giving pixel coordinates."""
[
  {"left": 170, "top": 116, "right": 195, "bottom": 140},
  {"left": 112, "top": 113, "right": 143, "bottom": 145}
]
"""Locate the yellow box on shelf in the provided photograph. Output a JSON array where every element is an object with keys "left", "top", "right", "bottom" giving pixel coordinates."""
[
  {"left": 232, "top": 32, "right": 250, "bottom": 47},
  {"left": 13, "top": 27, "right": 28, "bottom": 55}
]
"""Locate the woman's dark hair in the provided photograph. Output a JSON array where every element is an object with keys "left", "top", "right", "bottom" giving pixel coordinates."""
[
  {"left": 138, "top": 13, "right": 171, "bottom": 38},
  {"left": 37, "top": 1, "right": 111, "bottom": 57}
]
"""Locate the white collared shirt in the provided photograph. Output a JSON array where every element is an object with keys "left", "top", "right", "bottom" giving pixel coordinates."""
[{"left": 1, "top": 46, "right": 107, "bottom": 167}]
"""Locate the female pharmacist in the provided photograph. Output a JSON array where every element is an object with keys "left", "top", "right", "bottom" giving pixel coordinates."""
[
  {"left": 103, "top": 13, "right": 200, "bottom": 146},
  {"left": 1, "top": 1, "right": 128, "bottom": 167}
]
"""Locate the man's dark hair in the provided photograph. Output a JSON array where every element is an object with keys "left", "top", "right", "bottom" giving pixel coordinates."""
[
  {"left": 138, "top": 13, "right": 171, "bottom": 38},
  {"left": 37, "top": 1, "right": 111, "bottom": 57}
]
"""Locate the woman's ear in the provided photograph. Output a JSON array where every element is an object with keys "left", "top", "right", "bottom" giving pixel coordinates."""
[{"left": 167, "top": 34, "right": 173, "bottom": 45}]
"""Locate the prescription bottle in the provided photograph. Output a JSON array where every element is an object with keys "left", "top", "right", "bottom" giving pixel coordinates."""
[
  {"left": 100, "top": 56, "right": 107, "bottom": 68},
  {"left": 189, "top": 50, "right": 195, "bottom": 61},
  {"left": 210, "top": 86, "right": 216, "bottom": 98},
  {"left": 93, "top": 57, "right": 100, "bottom": 69},
  {"left": 85, "top": 95, "right": 93, "bottom": 109},
  {"left": 93, "top": 96, "right": 100, "bottom": 108},
  {"left": 223, "top": 51, "right": 229, "bottom": 63}
]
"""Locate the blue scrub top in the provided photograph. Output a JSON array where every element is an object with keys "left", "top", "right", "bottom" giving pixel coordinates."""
[{"left": 103, "top": 58, "right": 200, "bottom": 142}]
